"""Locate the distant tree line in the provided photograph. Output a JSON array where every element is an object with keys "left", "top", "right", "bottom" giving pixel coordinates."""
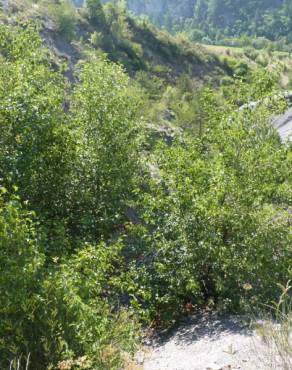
[{"left": 123, "top": 0, "right": 292, "bottom": 49}]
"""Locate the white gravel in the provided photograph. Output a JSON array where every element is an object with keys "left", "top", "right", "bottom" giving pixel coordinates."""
[{"left": 141, "top": 313, "right": 285, "bottom": 370}]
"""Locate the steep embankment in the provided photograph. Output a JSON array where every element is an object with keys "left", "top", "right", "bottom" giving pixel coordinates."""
[{"left": 0, "top": 0, "right": 231, "bottom": 84}]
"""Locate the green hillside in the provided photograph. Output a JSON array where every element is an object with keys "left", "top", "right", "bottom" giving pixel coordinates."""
[
  {"left": 122, "top": 0, "right": 292, "bottom": 50},
  {"left": 0, "top": 1, "right": 291, "bottom": 369},
  {"left": 0, "top": 0, "right": 231, "bottom": 80}
]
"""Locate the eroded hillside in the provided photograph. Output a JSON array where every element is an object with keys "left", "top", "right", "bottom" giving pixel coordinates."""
[{"left": 0, "top": 0, "right": 231, "bottom": 84}]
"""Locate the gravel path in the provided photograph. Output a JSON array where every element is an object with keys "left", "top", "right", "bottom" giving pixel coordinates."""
[{"left": 140, "top": 313, "right": 281, "bottom": 370}]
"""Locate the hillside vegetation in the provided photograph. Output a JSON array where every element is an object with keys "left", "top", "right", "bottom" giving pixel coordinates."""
[
  {"left": 124, "top": 0, "right": 292, "bottom": 51},
  {"left": 0, "top": 1, "right": 291, "bottom": 369},
  {"left": 0, "top": 0, "right": 230, "bottom": 80}
]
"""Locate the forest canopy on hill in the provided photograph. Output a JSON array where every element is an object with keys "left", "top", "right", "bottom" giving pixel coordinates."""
[{"left": 122, "top": 0, "right": 292, "bottom": 50}]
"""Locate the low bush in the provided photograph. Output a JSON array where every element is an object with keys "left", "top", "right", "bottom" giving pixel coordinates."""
[
  {"left": 256, "top": 53, "right": 269, "bottom": 67},
  {"left": 129, "top": 88, "right": 292, "bottom": 325},
  {"left": 49, "top": 0, "right": 78, "bottom": 40},
  {"left": 0, "top": 192, "right": 139, "bottom": 369},
  {"left": 41, "top": 241, "right": 139, "bottom": 370}
]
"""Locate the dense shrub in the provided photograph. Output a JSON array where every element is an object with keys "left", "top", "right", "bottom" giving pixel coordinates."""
[
  {"left": 39, "top": 241, "right": 139, "bottom": 370},
  {"left": 0, "top": 23, "right": 141, "bottom": 244},
  {"left": 0, "top": 16, "right": 291, "bottom": 370},
  {"left": 86, "top": 0, "right": 106, "bottom": 27},
  {"left": 0, "top": 192, "right": 139, "bottom": 369},
  {"left": 0, "top": 191, "right": 45, "bottom": 368},
  {"left": 69, "top": 56, "right": 141, "bottom": 239},
  {"left": 49, "top": 0, "right": 78, "bottom": 40},
  {"left": 0, "top": 24, "right": 141, "bottom": 368},
  {"left": 0, "top": 23, "right": 74, "bottom": 228},
  {"left": 129, "top": 88, "right": 292, "bottom": 324}
]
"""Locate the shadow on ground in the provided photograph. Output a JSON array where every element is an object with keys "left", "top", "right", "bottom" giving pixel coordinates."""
[{"left": 151, "top": 312, "right": 252, "bottom": 346}]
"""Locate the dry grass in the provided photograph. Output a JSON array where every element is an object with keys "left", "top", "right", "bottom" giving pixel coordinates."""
[
  {"left": 204, "top": 43, "right": 292, "bottom": 88},
  {"left": 9, "top": 354, "right": 30, "bottom": 370},
  {"left": 122, "top": 351, "right": 144, "bottom": 370},
  {"left": 254, "top": 281, "right": 292, "bottom": 369}
]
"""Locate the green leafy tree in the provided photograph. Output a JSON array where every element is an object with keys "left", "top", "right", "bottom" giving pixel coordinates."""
[
  {"left": 86, "top": 0, "right": 106, "bottom": 26},
  {"left": 0, "top": 190, "right": 138, "bottom": 368},
  {"left": 49, "top": 0, "right": 78, "bottom": 40},
  {"left": 69, "top": 56, "right": 140, "bottom": 239},
  {"left": 130, "top": 74, "right": 292, "bottom": 324},
  {"left": 0, "top": 24, "right": 74, "bottom": 227}
]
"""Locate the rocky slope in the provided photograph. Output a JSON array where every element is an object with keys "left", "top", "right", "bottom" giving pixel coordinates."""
[{"left": 1, "top": 0, "right": 231, "bottom": 84}]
